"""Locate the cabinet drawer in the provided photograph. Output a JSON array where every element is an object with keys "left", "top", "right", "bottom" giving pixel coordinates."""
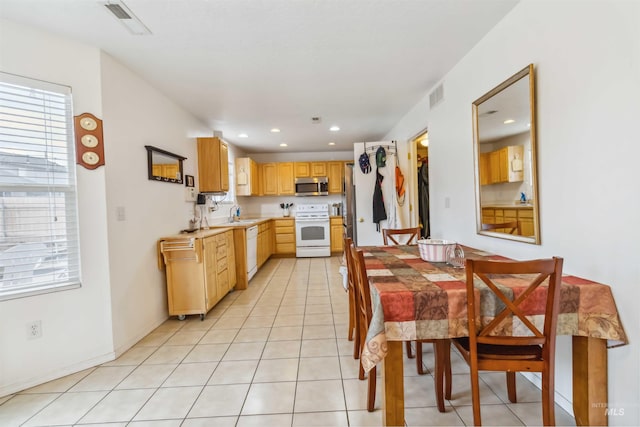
[
  {"left": 216, "top": 244, "right": 227, "bottom": 259},
  {"left": 276, "top": 233, "right": 295, "bottom": 243},
  {"left": 217, "top": 256, "right": 227, "bottom": 271},
  {"left": 330, "top": 217, "right": 343, "bottom": 225},
  {"left": 518, "top": 209, "right": 534, "bottom": 218},
  {"left": 276, "top": 225, "right": 295, "bottom": 234},
  {"left": 276, "top": 243, "right": 296, "bottom": 254},
  {"left": 274, "top": 219, "right": 295, "bottom": 227}
]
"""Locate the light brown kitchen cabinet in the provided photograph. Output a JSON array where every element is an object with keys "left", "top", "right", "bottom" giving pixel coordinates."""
[
  {"left": 330, "top": 217, "right": 344, "bottom": 252},
  {"left": 197, "top": 137, "right": 229, "bottom": 193},
  {"left": 274, "top": 218, "right": 296, "bottom": 255},
  {"left": 262, "top": 163, "right": 278, "bottom": 195},
  {"left": 235, "top": 157, "right": 259, "bottom": 196},
  {"left": 257, "top": 221, "right": 274, "bottom": 268},
  {"left": 480, "top": 145, "right": 524, "bottom": 185},
  {"left": 310, "top": 162, "right": 327, "bottom": 177},
  {"left": 160, "top": 229, "right": 235, "bottom": 320},
  {"left": 327, "top": 161, "right": 344, "bottom": 194},
  {"left": 294, "top": 162, "right": 311, "bottom": 178},
  {"left": 481, "top": 206, "right": 534, "bottom": 237},
  {"left": 277, "top": 162, "right": 295, "bottom": 195}
]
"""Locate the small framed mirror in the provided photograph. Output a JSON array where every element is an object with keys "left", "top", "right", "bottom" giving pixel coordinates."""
[
  {"left": 145, "top": 145, "right": 186, "bottom": 184},
  {"left": 472, "top": 64, "right": 540, "bottom": 244}
]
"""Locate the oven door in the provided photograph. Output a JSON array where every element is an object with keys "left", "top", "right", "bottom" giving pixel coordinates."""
[{"left": 295, "top": 218, "right": 330, "bottom": 247}]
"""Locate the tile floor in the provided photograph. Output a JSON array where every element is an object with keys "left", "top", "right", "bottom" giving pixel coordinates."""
[{"left": 0, "top": 256, "right": 577, "bottom": 426}]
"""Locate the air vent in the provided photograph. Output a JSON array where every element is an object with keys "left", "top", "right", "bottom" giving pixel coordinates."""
[
  {"left": 105, "top": 3, "right": 131, "bottom": 19},
  {"left": 311, "top": 117, "right": 321, "bottom": 124},
  {"left": 429, "top": 84, "right": 444, "bottom": 109},
  {"left": 103, "top": 1, "right": 152, "bottom": 35}
]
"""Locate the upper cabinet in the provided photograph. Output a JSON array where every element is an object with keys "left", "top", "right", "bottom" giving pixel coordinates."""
[
  {"left": 294, "top": 162, "right": 311, "bottom": 178},
  {"left": 327, "top": 161, "right": 345, "bottom": 194},
  {"left": 310, "top": 162, "right": 327, "bottom": 177},
  {"left": 262, "top": 163, "right": 278, "bottom": 195},
  {"left": 277, "top": 162, "right": 295, "bottom": 195},
  {"left": 236, "top": 157, "right": 259, "bottom": 196},
  {"left": 479, "top": 145, "right": 524, "bottom": 186},
  {"left": 197, "top": 137, "right": 229, "bottom": 193}
]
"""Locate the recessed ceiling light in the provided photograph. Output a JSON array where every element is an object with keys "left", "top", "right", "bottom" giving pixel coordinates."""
[
  {"left": 329, "top": 126, "right": 340, "bottom": 132},
  {"left": 238, "top": 133, "right": 248, "bottom": 138},
  {"left": 279, "top": 143, "right": 288, "bottom": 147},
  {"left": 270, "top": 128, "right": 280, "bottom": 133},
  {"left": 420, "top": 139, "right": 429, "bottom": 147},
  {"left": 328, "top": 142, "right": 336, "bottom": 146},
  {"left": 503, "top": 119, "right": 515, "bottom": 124}
]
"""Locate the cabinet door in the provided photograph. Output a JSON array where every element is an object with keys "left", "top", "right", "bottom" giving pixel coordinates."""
[
  {"left": 250, "top": 159, "right": 259, "bottom": 196},
  {"left": 226, "top": 231, "right": 236, "bottom": 287},
  {"left": 277, "top": 162, "right": 295, "bottom": 195},
  {"left": 327, "top": 161, "right": 344, "bottom": 194},
  {"left": 479, "top": 153, "right": 490, "bottom": 186},
  {"left": 263, "top": 163, "right": 278, "bottom": 195},
  {"left": 197, "top": 137, "right": 229, "bottom": 192},
  {"left": 489, "top": 151, "right": 501, "bottom": 184},
  {"left": 203, "top": 237, "right": 218, "bottom": 310},
  {"left": 498, "top": 147, "right": 508, "bottom": 183},
  {"left": 330, "top": 217, "right": 343, "bottom": 252},
  {"left": 311, "top": 162, "right": 327, "bottom": 177},
  {"left": 294, "top": 162, "right": 310, "bottom": 177},
  {"left": 257, "top": 163, "right": 265, "bottom": 196}
]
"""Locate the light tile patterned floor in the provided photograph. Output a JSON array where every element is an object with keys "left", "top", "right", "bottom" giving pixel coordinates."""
[{"left": 0, "top": 256, "right": 576, "bottom": 426}]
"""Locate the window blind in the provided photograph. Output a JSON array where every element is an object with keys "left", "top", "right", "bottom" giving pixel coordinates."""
[{"left": 0, "top": 72, "right": 81, "bottom": 300}]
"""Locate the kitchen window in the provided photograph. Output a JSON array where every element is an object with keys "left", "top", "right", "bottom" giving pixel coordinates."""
[{"left": 0, "top": 72, "right": 81, "bottom": 301}]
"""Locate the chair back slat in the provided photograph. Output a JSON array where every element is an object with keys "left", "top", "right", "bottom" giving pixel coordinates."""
[
  {"left": 465, "top": 257, "right": 563, "bottom": 347},
  {"left": 351, "top": 245, "right": 373, "bottom": 324},
  {"left": 382, "top": 227, "right": 420, "bottom": 245}
]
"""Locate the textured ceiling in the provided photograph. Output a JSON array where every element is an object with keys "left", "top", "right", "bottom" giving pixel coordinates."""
[{"left": 0, "top": 0, "right": 519, "bottom": 153}]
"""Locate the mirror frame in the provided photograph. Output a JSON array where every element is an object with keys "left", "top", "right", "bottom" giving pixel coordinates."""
[
  {"left": 145, "top": 145, "right": 187, "bottom": 184},
  {"left": 472, "top": 64, "right": 540, "bottom": 244}
]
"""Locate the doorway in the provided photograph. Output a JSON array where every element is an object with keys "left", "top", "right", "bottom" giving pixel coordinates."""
[{"left": 412, "top": 131, "right": 429, "bottom": 238}]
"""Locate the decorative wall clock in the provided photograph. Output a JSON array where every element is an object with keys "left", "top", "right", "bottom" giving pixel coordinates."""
[{"left": 74, "top": 113, "right": 105, "bottom": 169}]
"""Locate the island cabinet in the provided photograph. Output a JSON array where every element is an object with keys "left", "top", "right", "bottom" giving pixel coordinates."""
[
  {"left": 274, "top": 218, "right": 296, "bottom": 255},
  {"left": 159, "top": 229, "right": 236, "bottom": 320},
  {"left": 330, "top": 217, "right": 344, "bottom": 252},
  {"left": 197, "top": 137, "right": 229, "bottom": 193}
]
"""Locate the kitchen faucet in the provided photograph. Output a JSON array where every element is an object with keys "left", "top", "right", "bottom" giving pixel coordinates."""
[{"left": 229, "top": 204, "right": 240, "bottom": 222}]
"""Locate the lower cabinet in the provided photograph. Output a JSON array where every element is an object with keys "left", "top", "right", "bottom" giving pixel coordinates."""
[
  {"left": 481, "top": 207, "right": 534, "bottom": 237},
  {"left": 257, "top": 221, "right": 274, "bottom": 267},
  {"left": 330, "top": 217, "right": 344, "bottom": 252},
  {"left": 274, "top": 218, "right": 296, "bottom": 255},
  {"left": 160, "top": 229, "right": 235, "bottom": 320}
]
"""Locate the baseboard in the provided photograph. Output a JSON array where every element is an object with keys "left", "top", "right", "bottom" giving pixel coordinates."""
[
  {"left": 0, "top": 352, "right": 115, "bottom": 398},
  {"left": 520, "top": 372, "right": 574, "bottom": 416}
]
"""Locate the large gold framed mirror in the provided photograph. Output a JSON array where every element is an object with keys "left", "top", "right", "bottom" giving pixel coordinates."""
[{"left": 473, "top": 64, "right": 540, "bottom": 244}]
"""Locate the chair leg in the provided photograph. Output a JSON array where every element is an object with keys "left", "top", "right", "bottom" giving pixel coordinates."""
[
  {"left": 444, "top": 340, "right": 452, "bottom": 401},
  {"left": 353, "top": 324, "right": 360, "bottom": 360},
  {"left": 506, "top": 371, "right": 517, "bottom": 403},
  {"left": 416, "top": 341, "right": 426, "bottom": 375},
  {"left": 470, "top": 363, "right": 482, "bottom": 426},
  {"left": 541, "top": 372, "right": 555, "bottom": 426},
  {"left": 367, "top": 365, "right": 376, "bottom": 412},
  {"left": 406, "top": 340, "right": 414, "bottom": 358},
  {"left": 433, "top": 341, "right": 445, "bottom": 412}
]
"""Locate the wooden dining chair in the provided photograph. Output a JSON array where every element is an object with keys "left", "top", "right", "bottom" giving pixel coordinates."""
[
  {"left": 350, "top": 244, "right": 449, "bottom": 412},
  {"left": 382, "top": 227, "right": 421, "bottom": 245},
  {"left": 481, "top": 220, "right": 520, "bottom": 235},
  {"left": 343, "top": 237, "right": 360, "bottom": 359},
  {"left": 451, "top": 257, "right": 564, "bottom": 426}
]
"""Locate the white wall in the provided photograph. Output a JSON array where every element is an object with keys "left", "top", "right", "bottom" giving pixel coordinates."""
[
  {"left": 0, "top": 20, "right": 115, "bottom": 396},
  {"left": 385, "top": 1, "right": 640, "bottom": 424},
  {"left": 100, "top": 53, "right": 213, "bottom": 354}
]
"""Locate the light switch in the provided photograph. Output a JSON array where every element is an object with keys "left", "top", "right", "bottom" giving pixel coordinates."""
[
  {"left": 116, "top": 206, "right": 126, "bottom": 221},
  {"left": 185, "top": 187, "right": 197, "bottom": 202}
]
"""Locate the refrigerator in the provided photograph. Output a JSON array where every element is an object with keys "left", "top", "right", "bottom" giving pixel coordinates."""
[{"left": 342, "top": 163, "right": 357, "bottom": 245}]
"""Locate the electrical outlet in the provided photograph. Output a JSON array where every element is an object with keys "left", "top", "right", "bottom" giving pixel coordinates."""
[{"left": 27, "top": 320, "right": 42, "bottom": 339}]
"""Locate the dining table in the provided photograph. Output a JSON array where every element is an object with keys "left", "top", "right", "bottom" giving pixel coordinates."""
[{"left": 359, "top": 244, "right": 628, "bottom": 427}]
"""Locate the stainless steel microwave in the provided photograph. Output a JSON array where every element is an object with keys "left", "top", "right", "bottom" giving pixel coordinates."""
[{"left": 295, "top": 177, "right": 329, "bottom": 196}]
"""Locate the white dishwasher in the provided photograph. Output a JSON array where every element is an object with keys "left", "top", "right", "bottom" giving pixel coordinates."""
[{"left": 246, "top": 225, "right": 258, "bottom": 280}]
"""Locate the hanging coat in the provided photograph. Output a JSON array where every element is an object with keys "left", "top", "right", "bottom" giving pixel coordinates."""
[
  {"left": 418, "top": 161, "right": 430, "bottom": 238},
  {"left": 372, "top": 168, "right": 387, "bottom": 232}
]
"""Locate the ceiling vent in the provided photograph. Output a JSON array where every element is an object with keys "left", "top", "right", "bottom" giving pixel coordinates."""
[
  {"left": 429, "top": 84, "right": 444, "bottom": 109},
  {"left": 103, "top": 1, "right": 152, "bottom": 35},
  {"left": 311, "top": 117, "right": 322, "bottom": 124}
]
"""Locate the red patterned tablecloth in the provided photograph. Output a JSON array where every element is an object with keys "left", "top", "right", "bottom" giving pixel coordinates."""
[{"left": 360, "top": 245, "right": 628, "bottom": 372}]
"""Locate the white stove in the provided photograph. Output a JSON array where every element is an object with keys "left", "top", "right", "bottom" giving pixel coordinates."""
[{"left": 295, "top": 203, "right": 331, "bottom": 257}]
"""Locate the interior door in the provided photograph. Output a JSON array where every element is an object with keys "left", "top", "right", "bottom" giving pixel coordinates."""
[{"left": 353, "top": 142, "right": 397, "bottom": 246}]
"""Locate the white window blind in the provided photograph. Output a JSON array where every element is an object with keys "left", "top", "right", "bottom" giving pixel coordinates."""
[{"left": 0, "top": 72, "right": 81, "bottom": 301}]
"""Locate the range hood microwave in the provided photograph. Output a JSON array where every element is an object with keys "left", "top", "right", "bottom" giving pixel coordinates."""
[{"left": 295, "top": 177, "right": 329, "bottom": 196}]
